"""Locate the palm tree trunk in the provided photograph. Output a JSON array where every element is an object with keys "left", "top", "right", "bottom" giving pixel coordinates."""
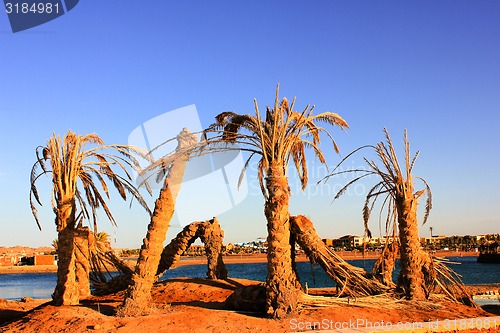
[
  {"left": 396, "top": 197, "right": 428, "bottom": 300},
  {"left": 372, "top": 241, "right": 398, "bottom": 288},
  {"left": 199, "top": 217, "right": 228, "bottom": 279},
  {"left": 52, "top": 199, "right": 79, "bottom": 305},
  {"left": 156, "top": 221, "right": 202, "bottom": 276},
  {"left": 119, "top": 184, "right": 176, "bottom": 315},
  {"left": 74, "top": 227, "right": 91, "bottom": 299},
  {"left": 264, "top": 163, "right": 299, "bottom": 319},
  {"left": 119, "top": 129, "right": 195, "bottom": 316}
]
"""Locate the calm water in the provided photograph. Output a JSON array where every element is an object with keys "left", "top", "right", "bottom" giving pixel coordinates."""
[{"left": 1, "top": 256, "right": 498, "bottom": 300}]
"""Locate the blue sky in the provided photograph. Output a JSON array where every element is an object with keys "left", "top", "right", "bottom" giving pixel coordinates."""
[{"left": 1, "top": 1, "right": 499, "bottom": 248}]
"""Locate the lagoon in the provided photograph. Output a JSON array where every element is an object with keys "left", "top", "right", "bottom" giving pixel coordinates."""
[{"left": 0, "top": 256, "right": 498, "bottom": 301}]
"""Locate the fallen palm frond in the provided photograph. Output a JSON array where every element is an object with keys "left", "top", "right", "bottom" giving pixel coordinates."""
[
  {"left": 299, "top": 293, "right": 444, "bottom": 311},
  {"left": 431, "top": 258, "right": 477, "bottom": 307},
  {"left": 290, "top": 215, "right": 390, "bottom": 297},
  {"left": 89, "top": 246, "right": 135, "bottom": 296}
]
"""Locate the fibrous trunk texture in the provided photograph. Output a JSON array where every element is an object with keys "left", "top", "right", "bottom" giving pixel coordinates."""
[
  {"left": 52, "top": 200, "right": 79, "bottom": 306},
  {"left": 156, "top": 222, "right": 202, "bottom": 276},
  {"left": 118, "top": 129, "right": 195, "bottom": 316},
  {"left": 396, "top": 196, "right": 430, "bottom": 300},
  {"left": 74, "top": 227, "right": 91, "bottom": 299},
  {"left": 372, "top": 240, "right": 399, "bottom": 288},
  {"left": 290, "top": 215, "right": 389, "bottom": 297},
  {"left": 157, "top": 217, "right": 227, "bottom": 279},
  {"left": 264, "top": 164, "right": 299, "bottom": 319},
  {"left": 199, "top": 217, "right": 228, "bottom": 279},
  {"left": 118, "top": 185, "right": 176, "bottom": 316}
]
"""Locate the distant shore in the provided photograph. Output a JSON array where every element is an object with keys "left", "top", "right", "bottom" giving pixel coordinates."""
[{"left": 0, "top": 250, "right": 479, "bottom": 275}]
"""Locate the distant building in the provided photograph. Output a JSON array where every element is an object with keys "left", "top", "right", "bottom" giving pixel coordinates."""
[
  {"left": 0, "top": 255, "right": 21, "bottom": 266},
  {"left": 423, "top": 235, "right": 446, "bottom": 245},
  {"left": 34, "top": 254, "right": 56, "bottom": 265},
  {"left": 333, "top": 235, "right": 361, "bottom": 248},
  {"left": 323, "top": 235, "right": 399, "bottom": 249},
  {"left": 19, "top": 254, "right": 56, "bottom": 266}
]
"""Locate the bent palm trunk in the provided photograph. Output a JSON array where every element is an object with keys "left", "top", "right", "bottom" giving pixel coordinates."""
[
  {"left": 264, "top": 164, "right": 299, "bottom": 319},
  {"left": 93, "top": 219, "right": 227, "bottom": 296},
  {"left": 156, "top": 221, "right": 203, "bottom": 276},
  {"left": 119, "top": 129, "right": 195, "bottom": 316},
  {"left": 119, "top": 182, "right": 177, "bottom": 315}
]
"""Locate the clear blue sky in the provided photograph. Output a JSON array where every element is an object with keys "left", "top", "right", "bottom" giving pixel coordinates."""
[{"left": 1, "top": 1, "right": 499, "bottom": 248}]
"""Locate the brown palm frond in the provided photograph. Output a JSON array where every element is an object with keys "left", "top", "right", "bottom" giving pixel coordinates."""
[
  {"left": 290, "top": 215, "right": 390, "bottom": 297},
  {"left": 29, "top": 130, "right": 152, "bottom": 231},
  {"left": 324, "top": 129, "right": 477, "bottom": 305},
  {"left": 334, "top": 174, "right": 372, "bottom": 200},
  {"left": 204, "top": 85, "right": 349, "bottom": 194},
  {"left": 363, "top": 182, "right": 385, "bottom": 235},
  {"left": 415, "top": 176, "right": 432, "bottom": 225},
  {"left": 238, "top": 152, "right": 255, "bottom": 189}
]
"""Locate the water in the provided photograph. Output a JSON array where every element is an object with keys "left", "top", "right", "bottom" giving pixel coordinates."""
[
  {"left": 0, "top": 273, "right": 56, "bottom": 300},
  {"left": 1, "top": 256, "right": 498, "bottom": 300}
]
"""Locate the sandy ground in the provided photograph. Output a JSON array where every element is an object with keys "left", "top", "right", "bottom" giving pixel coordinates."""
[
  {"left": 0, "top": 277, "right": 498, "bottom": 333},
  {"left": 1, "top": 251, "right": 496, "bottom": 333}
]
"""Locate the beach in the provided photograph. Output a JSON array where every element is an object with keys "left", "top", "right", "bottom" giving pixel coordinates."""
[
  {"left": 2, "top": 250, "right": 498, "bottom": 332},
  {"left": 0, "top": 277, "right": 498, "bottom": 333}
]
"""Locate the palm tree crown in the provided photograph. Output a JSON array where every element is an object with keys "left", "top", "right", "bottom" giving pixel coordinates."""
[
  {"left": 329, "top": 128, "right": 432, "bottom": 237},
  {"left": 205, "top": 86, "right": 349, "bottom": 196},
  {"left": 30, "top": 130, "right": 151, "bottom": 231}
]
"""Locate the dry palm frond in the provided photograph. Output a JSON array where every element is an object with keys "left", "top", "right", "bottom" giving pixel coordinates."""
[
  {"left": 203, "top": 84, "right": 349, "bottom": 197},
  {"left": 431, "top": 258, "right": 477, "bottom": 307},
  {"left": 299, "top": 293, "right": 444, "bottom": 311},
  {"left": 290, "top": 215, "right": 390, "bottom": 297},
  {"left": 88, "top": 230, "right": 134, "bottom": 295},
  {"left": 30, "top": 131, "right": 152, "bottom": 231}
]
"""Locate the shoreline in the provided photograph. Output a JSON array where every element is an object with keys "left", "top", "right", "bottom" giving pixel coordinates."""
[{"left": 0, "top": 250, "right": 479, "bottom": 275}]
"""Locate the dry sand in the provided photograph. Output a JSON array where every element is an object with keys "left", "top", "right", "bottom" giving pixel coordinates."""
[
  {"left": 2, "top": 251, "right": 497, "bottom": 333},
  {"left": 1, "top": 278, "right": 499, "bottom": 333}
]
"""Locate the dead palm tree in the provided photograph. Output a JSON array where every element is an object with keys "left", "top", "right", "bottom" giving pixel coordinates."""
[
  {"left": 30, "top": 131, "right": 151, "bottom": 305},
  {"left": 118, "top": 128, "right": 198, "bottom": 316},
  {"left": 328, "top": 129, "right": 476, "bottom": 306},
  {"left": 205, "top": 86, "right": 349, "bottom": 318},
  {"left": 328, "top": 128, "right": 433, "bottom": 300}
]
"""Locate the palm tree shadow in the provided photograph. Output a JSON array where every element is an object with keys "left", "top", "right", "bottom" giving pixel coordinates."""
[
  {"left": 79, "top": 299, "right": 120, "bottom": 317},
  {"left": 155, "top": 278, "right": 245, "bottom": 291},
  {"left": 0, "top": 309, "right": 27, "bottom": 325},
  {"left": 0, "top": 301, "right": 52, "bottom": 326}
]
